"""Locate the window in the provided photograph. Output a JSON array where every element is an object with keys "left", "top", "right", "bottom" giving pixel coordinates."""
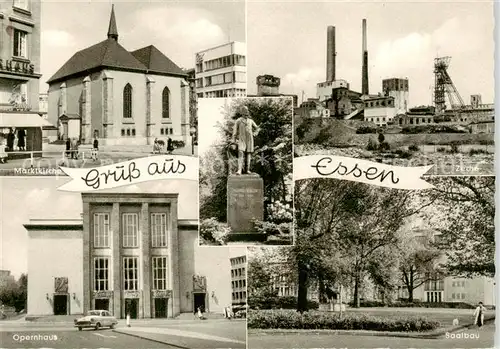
[
  {"left": 121, "top": 129, "right": 125, "bottom": 136},
  {"left": 123, "top": 257, "right": 138, "bottom": 290},
  {"left": 234, "top": 72, "right": 246, "bottom": 83},
  {"left": 93, "top": 213, "right": 110, "bottom": 247},
  {"left": 152, "top": 257, "right": 167, "bottom": 290},
  {"left": 126, "top": 129, "right": 131, "bottom": 136},
  {"left": 131, "top": 129, "right": 136, "bottom": 136},
  {"left": 123, "top": 83, "right": 132, "bottom": 118},
  {"left": 151, "top": 213, "right": 168, "bottom": 247},
  {"left": 162, "top": 87, "right": 170, "bottom": 119},
  {"left": 122, "top": 213, "right": 139, "bottom": 248},
  {"left": 94, "top": 258, "right": 109, "bottom": 291},
  {"left": 13, "top": 0, "right": 29, "bottom": 10},
  {"left": 13, "top": 29, "right": 27, "bottom": 58}
]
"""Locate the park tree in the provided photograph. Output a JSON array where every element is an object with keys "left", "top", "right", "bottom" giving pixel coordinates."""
[{"left": 423, "top": 177, "right": 495, "bottom": 277}]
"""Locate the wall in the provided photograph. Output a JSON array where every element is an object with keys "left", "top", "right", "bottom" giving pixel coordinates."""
[{"left": 27, "top": 229, "right": 83, "bottom": 316}]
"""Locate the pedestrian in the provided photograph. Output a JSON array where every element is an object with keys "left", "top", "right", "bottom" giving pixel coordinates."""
[
  {"left": 17, "top": 128, "right": 25, "bottom": 151},
  {"left": 6, "top": 128, "right": 14, "bottom": 152},
  {"left": 197, "top": 307, "right": 203, "bottom": 320},
  {"left": 167, "top": 137, "right": 174, "bottom": 154},
  {"left": 92, "top": 135, "right": 99, "bottom": 161},
  {"left": 65, "top": 138, "right": 71, "bottom": 158},
  {"left": 473, "top": 302, "right": 485, "bottom": 328},
  {"left": 0, "top": 136, "right": 7, "bottom": 163},
  {"left": 226, "top": 306, "right": 232, "bottom": 320}
]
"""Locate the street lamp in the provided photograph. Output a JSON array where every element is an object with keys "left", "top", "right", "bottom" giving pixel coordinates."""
[{"left": 190, "top": 126, "right": 197, "bottom": 155}]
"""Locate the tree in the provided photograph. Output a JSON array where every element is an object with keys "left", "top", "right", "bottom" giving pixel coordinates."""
[
  {"left": 423, "top": 177, "right": 495, "bottom": 277},
  {"left": 398, "top": 233, "right": 442, "bottom": 302},
  {"left": 293, "top": 179, "right": 433, "bottom": 310}
]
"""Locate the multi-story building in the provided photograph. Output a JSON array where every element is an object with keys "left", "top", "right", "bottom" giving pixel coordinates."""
[
  {"left": 316, "top": 80, "right": 350, "bottom": 102},
  {"left": 194, "top": 42, "right": 246, "bottom": 98},
  {"left": 0, "top": 0, "right": 52, "bottom": 156},
  {"left": 24, "top": 192, "right": 243, "bottom": 319},
  {"left": 363, "top": 95, "right": 396, "bottom": 126},
  {"left": 253, "top": 74, "right": 298, "bottom": 107},
  {"left": 382, "top": 78, "right": 409, "bottom": 115},
  {"left": 46, "top": 5, "right": 191, "bottom": 147},
  {"left": 230, "top": 255, "right": 247, "bottom": 306}
]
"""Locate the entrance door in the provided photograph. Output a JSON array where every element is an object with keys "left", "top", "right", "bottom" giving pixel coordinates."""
[
  {"left": 154, "top": 298, "right": 168, "bottom": 318},
  {"left": 193, "top": 293, "right": 206, "bottom": 312},
  {"left": 95, "top": 299, "right": 110, "bottom": 311},
  {"left": 124, "top": 299, "right": 139, "bottom": 319},
  {"left": 53, "top": 294, "right": 68, "bottom": 315}
]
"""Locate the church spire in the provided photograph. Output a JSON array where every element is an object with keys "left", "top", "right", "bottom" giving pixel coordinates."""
[{"left": 107, "top": 4, "right": 118, "bottom": 41}]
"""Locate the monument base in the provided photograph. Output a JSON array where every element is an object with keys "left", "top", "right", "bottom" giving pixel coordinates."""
[{"left": 227, "top": 174, "right": 264, "bottom": 235}]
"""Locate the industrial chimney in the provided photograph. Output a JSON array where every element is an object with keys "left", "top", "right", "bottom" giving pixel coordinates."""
[
  {"left": 326, "top": 26, "right": 336, "bottom": 82},
  {"left": 362, "top": 19, "right": 369, "bottom": 95}
]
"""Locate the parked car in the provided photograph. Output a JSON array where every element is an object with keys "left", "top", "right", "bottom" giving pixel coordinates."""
[{"left": 74, "top": 310, "right": 117, "bottom": 331}]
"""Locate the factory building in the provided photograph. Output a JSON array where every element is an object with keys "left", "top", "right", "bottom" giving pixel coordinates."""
[
  {"left": 46, "top": 5, "right": 191, "bottom": 147},
  {"left": 25, "top": 192, "right": 245, "bottom": 319},
  {"left": 382, "top": 78, "right": 409, "bottom": 115},
  {"left": 252, "top": 74, "right": 298, "bottom": 107},
  {"left": 194, "top": 42, "right": 246, "bottom": 98}
]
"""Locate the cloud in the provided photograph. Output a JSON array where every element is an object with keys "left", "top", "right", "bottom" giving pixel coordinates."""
[
  {"left": 282, "top": 67, "right": 324, "bottom": 98},
  {"left": 41, "top": 30, "right": 76, "bottom": 48}
]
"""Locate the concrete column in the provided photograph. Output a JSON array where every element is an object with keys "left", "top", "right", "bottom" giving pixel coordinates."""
[
  {"left": 82, "top": 76, "right": 92, "bottom": 143},
  {"left": 82, "top": 202, "right": 91, "bottom": 314},
  {"left": 111, "top": 203, "right": 121, "bottom": 318},
  {"left": 141, "top": 203, "right": 151, "bottom": 318},
  {"left": 102, "top": 72, "right": 114, "bottom": 141},
  {"left": 146, "top": 76, "right": 155, "bottom": 144},
  {"left": 170, "top": 200, "right": 180, "bottom": 317}
]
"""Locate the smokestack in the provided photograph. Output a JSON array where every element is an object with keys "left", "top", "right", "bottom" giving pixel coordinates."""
[
  {"left": 326, "top": 26, "right": 336, "bottom": 82},
  {"left": 362, "top": 19, "right": 369, "bottom": 95}
]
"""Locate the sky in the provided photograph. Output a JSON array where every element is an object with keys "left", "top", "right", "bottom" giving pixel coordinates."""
[
  {"left": 247, "top": 0, "right": 494, "bottom": 108},
  {"left": 0, "top": 177, "right": 199, "bottom": 278},
  {"left": 39, "top": 0, "right": 245, "bottom": 92},
  {"left": 198, "top": 98, "right": 231, "bottom": 157}
]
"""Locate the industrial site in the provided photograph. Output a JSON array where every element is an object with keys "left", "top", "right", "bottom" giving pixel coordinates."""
[{"left": 267, "top": 19, "right": 495, "bottom": 176}]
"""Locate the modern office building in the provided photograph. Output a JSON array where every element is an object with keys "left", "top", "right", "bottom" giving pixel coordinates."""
[
  {"left": 230, "top": 255, "right": 247, "bottom": 306},
  {"left": 46, "top": 5, "right": 191, "bottom": 147},
  {"left": 25, "top": 192, "right": 244, "bottom": 319},
  {"left": 194, "top": 42, "right": 246, "bottom": 98}
]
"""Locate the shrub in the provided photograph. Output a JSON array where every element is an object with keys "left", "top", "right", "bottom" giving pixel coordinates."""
[
  {"left": 312, "top": 128, "right": 331, "bottom": 145},
  {"left": 267, "top": 201, "right": 293, "bottom": 223},
  {"left": 356, "top": 126, "right": 378, "bottom": 134},
  {"left": 450, "top": 144, "right": 460, "bottom": 153},
  {"left": 349, "top": 301, "right": 476, "bottom": 309},
  {"left": 199, "top": 218, "right": 231, "bottom": 245},
  {"left": 171, "top": 140, "right": 185, "bottom": 148},
  {"left": 366, "top": 138, "right": 378, "bottom": 151},
  {"left": 469, "top": 148, "right": 490, "bottom": 156},
  {"left": 378, "top": 133, "right": 385, "bottom": 143},
  {"left": 249, "top": 296, "right": 319, "bottom": 311},
  {"left": 394, "top": 149, "right": 412, "bottom": 159},
  {"left": 437, "top": 147, "right": 447, "bottom": 153},
  {"left": 379, "top": 141, "right": 391, "bottom": 151},
  {"left": 247, "top": 309, "right": 440, "bottom": 332},
  {"left": 408, "top": 144, "right": 420, "bottom": 152}
]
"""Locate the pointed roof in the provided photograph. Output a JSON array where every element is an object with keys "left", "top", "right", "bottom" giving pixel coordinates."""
[
  {"left": 131, "top": 45, "right": 186, "bottom": 77},
  {"left": 47, "top": 38, "right": 146, "bottom": 83},
  {"left": 46, "top": 5, "right": 186, "bottom": 84},
  {"left": 107, "top": 4, "right": 118, "bottom": 41}
]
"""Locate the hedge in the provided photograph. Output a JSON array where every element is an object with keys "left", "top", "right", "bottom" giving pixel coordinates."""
[
  {"left": 249, "top": 295, "right": 319, "bottom": 311},
  {"left": 348, "top": 301, "right": 477, "bottom": 309},
  {"left": 247, "top": 309, "right": 440, "bottom": 332}
]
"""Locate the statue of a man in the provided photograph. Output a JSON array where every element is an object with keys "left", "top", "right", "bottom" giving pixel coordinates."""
[{"left": 231, "top": 105, "right": 260, "bottom": 175}]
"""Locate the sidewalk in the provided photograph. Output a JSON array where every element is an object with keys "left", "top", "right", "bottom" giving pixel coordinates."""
[{"left": 113, "top": 325, "right": 246, "bottom": 348}]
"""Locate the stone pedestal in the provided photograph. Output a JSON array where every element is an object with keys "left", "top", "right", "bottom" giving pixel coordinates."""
[{"left": 227, "top": 174, "right": 264, "bottom": 233}]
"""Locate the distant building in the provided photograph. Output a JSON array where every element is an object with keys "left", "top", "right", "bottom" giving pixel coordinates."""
[
  {"left": 382, "top": 78, "right": 409, "bottom": 115},
  {"left": 327, "top": 87, "right": 363, "bottom": 119},
  {"left": 230, "top": 255, "right": 247, "bottom": 306},
  {"left": 46, "top": 5, "right": 191, "bottom": 146},
  {"left": 443, "top": 95, "right": 494, "bottom": 125},
  {"left": 470, "top": 120, "right": 494, "bottom": 134},
  {"left": 294, "top": 98, "right": 329, "bottom": 119},
  {"left": 194, "top": 42, "right": 246, "bottom": 98},
  {"left": 251, "top": 74, "right": 298, "bottom": 107},
  {"left": 363, "top": 95, "right": 396, "bottom": 126},
  {"left": 316, "top": 80, "right": 350, "bottom": 102}
]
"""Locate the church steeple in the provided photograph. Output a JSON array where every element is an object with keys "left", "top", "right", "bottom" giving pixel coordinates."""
[{"left": 107, "top": 4, "right": 118, "bottom": 41}]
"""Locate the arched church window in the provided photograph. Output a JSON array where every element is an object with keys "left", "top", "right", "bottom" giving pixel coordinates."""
[
  {"left": 123, "top": 83, "right": 132, "bottom": 118},
  {"left": 162, "top": 87, "right": 170, "bottom": 119}
]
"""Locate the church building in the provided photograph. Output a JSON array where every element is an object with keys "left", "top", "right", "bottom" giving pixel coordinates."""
[{"left": 46, "top": 5, "right": 191, "bottom": 147}]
